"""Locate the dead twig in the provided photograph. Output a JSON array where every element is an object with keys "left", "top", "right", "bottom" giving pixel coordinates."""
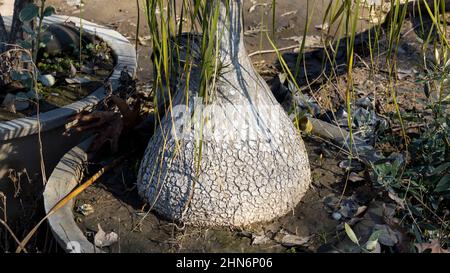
[
  {"left": 248, "top": 44, "right": 300, "bottom": 58},
  {"left": 0, "top": 219, "right": 26, "bottom": 253}
]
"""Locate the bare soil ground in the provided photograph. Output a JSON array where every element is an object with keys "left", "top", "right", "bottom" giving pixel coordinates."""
[
  {"left": 43, "top": 0, "right": 376, "bottom": 81},
  {"left": 75, "top": 138, "right": 350, "bottom": 253}
]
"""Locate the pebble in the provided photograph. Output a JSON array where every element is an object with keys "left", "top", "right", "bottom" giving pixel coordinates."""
[
  {"left": 39, "top": 74, "right": 56, "bottom": 87},
  {"left": 332, "top": 212, "right": 342, "bottom": 221}
]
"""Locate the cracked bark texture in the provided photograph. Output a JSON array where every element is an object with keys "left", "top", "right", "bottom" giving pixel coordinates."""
[{"left": 137, "top": 0, "right": 311, "bottom": 227}]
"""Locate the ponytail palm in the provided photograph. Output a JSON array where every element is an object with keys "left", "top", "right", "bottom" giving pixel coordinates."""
[{"left": 138, "top": 0, "right": 311, "bottom": 226}]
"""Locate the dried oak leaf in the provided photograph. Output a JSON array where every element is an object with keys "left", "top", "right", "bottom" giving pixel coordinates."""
[
  {"left": 67, "top": 111, "right": 118, "bottom": 133},
  {"left": 89, "top": 115, "right": 123, "bottom": 153},
  {"left": 65, "top": 94, "right": 140, "bottom": 153},
  {"left": 415, "top": 239, "right": 450, "bottom": 253},
  {"left": 110, "top": 95, "right": 141, "bottom": 128}
]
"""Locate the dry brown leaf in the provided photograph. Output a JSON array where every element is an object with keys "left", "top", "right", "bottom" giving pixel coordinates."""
[
  {"left": 94, "top": 224, "right": 119, "bottom": 248},
  {"left": 67, "top": 111, "right": 118, "bottom": 133},
  {"left": 110, "top": 95, "right": 141, "bottom": 128},
  {"left": 279, "top": 234, "right": 312, "bottom": 247},
  {"left": 415, "top": 239, "right": 450, "bottom": 253},
  {"left": 91, "top": 117, "right": 123, "bottom": 153},
  {"left": 388, "top": 192, "right": 405, "bottom": 209},
  {"left": 65, "top": 93, "right": 141, "bottom": 153}
]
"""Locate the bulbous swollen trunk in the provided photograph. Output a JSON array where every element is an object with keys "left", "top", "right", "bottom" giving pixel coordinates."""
[{"left": 137, "top": 0, "right": 311, "bottom": 226}]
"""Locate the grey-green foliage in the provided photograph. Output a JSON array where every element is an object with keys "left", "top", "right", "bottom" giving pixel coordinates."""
[
  {"left": 373, "top": 104, "right": 449, "bottom": 242},
  {"left": 6, "top": 1, "right": 57, "bottom": 92},
  {"left": 17, "top": 1, "right": 56, "bottom": 57}
]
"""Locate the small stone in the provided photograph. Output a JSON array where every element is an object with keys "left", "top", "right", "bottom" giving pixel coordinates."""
[
  {"left": 39, "top": 74, "right": 56, "bottom": 87},
  {"left": 332, "top": 212, "right": 342, "bottom": 221}
]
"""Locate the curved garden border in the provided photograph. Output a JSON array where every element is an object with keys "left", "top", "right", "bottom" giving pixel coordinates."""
[
  {"left": 43, "top": 136, "right": 100, "bottom": 253},
  {"left": 0, "top": 14, "right": 136, "bottom": 224}
]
